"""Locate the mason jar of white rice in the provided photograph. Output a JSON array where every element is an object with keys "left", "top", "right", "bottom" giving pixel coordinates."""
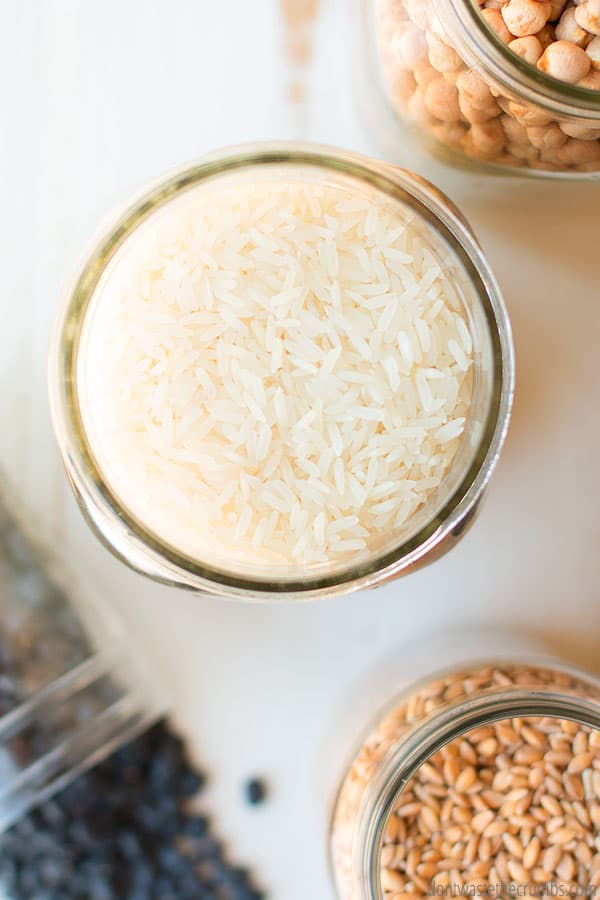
[{"left": 48, "top": 143, "right": 514, "bottom": 601}]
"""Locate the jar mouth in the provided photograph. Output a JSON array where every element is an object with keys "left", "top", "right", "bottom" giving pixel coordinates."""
[
  {"left": 49, "top": 142, "right": 514, "bottom": 599},
  {"left": 358, "top": 662, "right": 600, "bottom": 900},
  {"left": 442, "top": 0, "right": 600, "bottom": 119}
]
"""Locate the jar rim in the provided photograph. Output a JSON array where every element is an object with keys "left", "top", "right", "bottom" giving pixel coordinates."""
[
  {"left": 351, "top": 659, "right": 600, "bottom": 900},
  {"left": 440, "top": 0, "right": 600, "bottom": 120},
  {"left": 48, "top": 142, "right": 514, "bottom": 600}
]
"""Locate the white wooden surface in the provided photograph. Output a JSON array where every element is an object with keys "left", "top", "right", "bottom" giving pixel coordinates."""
[{"left": 2, "top": 2, "right": 600, "bottom": 897}]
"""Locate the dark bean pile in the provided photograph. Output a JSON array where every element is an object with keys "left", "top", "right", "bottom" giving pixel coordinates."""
[
  {"left": 0, "top": 485, "right": 266, "bottom": 897},
  {"left": 0, "top": 721, "right": 265, "bottom": 900}
]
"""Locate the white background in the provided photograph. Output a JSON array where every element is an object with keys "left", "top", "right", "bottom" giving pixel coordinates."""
[{"left": 1, "top": 2, "right": 600, "bottom": 897}]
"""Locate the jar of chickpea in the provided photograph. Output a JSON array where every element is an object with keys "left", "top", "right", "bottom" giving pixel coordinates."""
[
  {"left": 330, "top": 654, "right": 600, "bottom": 899},
  {"left": 366, "top": 0, "right": 600, "bottom": 176}
]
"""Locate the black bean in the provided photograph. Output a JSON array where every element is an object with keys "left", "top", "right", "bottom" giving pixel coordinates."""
[
  {"left": 115, "top": 829, "right": 142, "bottom": 861},
  {"left": 177, "top": 769, "right": 205, "bottom": 797},
  {"left": 128, "top": 860, "right": 153, "bottom": 891},
  {"left": 18, "top": 866, "right": 41, "bottom": 895},
  {"left": 244, "top": 778, "right": 268, "bottom": 806},
  {"left": 38, "top": 800, "right": 65, "bottom": 828},
  {"left": 67, "top": 819, "right": 95, "bottom": 850},
  {"left": 39, "top": 857, "right": 66, "bottom": 886},
  {"left": 89, "top": 879, "right": 113, "bottom": 900},
  {"left": 151, "top": 873, "right": 179, "bottom": 900},
  {"left": 157, "top": 845, "right": 183, "bottom": 873},
  {"left": 0, "top": 856, "right": 17, "bottom": 891},
  {"left": 181, "top": 814, "right": 209, "bottom": 838},
  {"left": 12, "top": 816, "right": 36, "bottom": 839}
]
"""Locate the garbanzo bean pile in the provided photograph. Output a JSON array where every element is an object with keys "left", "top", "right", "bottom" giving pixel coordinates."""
[
  {"left": 480, "top": 0, "right": 600, "bottom": 87},
  {"left": 375, "top": 0, "right": 600, "bottom": 174}
]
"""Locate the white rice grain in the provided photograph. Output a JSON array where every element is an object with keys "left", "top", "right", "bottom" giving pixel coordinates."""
[{"left": 81, "top": 177, "right": 474, "bottom": 567}]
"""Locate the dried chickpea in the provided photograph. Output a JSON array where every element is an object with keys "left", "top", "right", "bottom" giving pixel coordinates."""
[
  {"left": 428, "top": 36, "right": 464, "bottom": 72},
  {"left": 392, "top": 24, "right": 429, "bottom": 67},
  {"left": 587, "top": 33, "right": 600, "bottom": 65},
  {"left": 376, "top": 0, "right": 408, "bottom": 30},
  {"left": 456, "top": 68, "right": 499, "bottom": 109},
  {"left": 459, "top": 93, "right": 502, "bottom": 122},
  {"left": 414, "top": 63, "right": 439, "bottom": 87},
  {"left": 501, "top": 113, "right": 530, "bottom": 143},
  {"left": 578, "top": 68, "right": 600, "bottom": 85},
  {"left": 555, "top": 7, "right": 590, "bottom": 45},
  {"left": 482, "top": 7, "right": 514, "bottom": 41},
  {"left": 424, "top": 76, "right": 461, "bottom": 120},
  {"left": 502, "top": 0, "right": 552, "bottom": 36},
  {"left": 403, "top": 0, "right": 432, "bottom": 30},
  {"left": 526, "top": 122, "right": 568, "bottom": 148},
  {"left": 557, "top": 136, "right": 600, "bottom": 161},
  {"left": 496, "top": 95, "right": 514, "bottom": 114},
  {"left": 538, "top": 39, "right": 592, "bottom": 81},
  {"left": 509, "top": 100, "right": 554, "bottom": 125},
  {"left": 470, "top": 119, "right": 506, "bottom": 154},
  {"left": 407, "top": 87, "right": 435, "bottom": 125},
  {"left": 540, "top": 145, "right": 570, "bottom": 163},
  {"left": 507, "top": 140, "right": 541, "bottom": 160},
  {"left": 432, "top": 121, "right": 468, "bottom": 146},
  {"left": 389, "top": 69, "right": 417, "bottom": 103},
  {"left": 443, "top": 70, "right": 461, "bottom": 85},
  {"left": 509, "top": 35, "right": 544, "bottom": 63},
  {"left": 461, "top": 131, "right": 496, "bottom": 160},
  {"left": 575, "top": 0, "right": 600, "bottom": 34},
  {"left": 560, "top": 120, "right": 600, "bottom": 139}
]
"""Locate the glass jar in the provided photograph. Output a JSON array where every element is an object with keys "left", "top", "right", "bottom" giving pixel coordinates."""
[
  {"left": 0, "top": 485, "right": 165, "bottom": 831},
  {"left": 365, "top": 0, "right": 600, "bottom": 177},
  {"left": 330, "top": 649, "right": 600, "bottom": 899},
  {"left": 49, "top": 142, "right": 514, "bottom": 601}
]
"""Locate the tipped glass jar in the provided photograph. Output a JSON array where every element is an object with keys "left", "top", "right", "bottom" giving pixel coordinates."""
[
  {"left": 0, "top": 487, "right": 164, "bottom": 831},
  {"left": 330, "top": 652, "right": 600, "bottom": 899},
  {"left": 49, "top": 143, "right": 513, "bottom": 601},
  {"left": 366, "top": 0, "right": 600, "bottom": 177}
]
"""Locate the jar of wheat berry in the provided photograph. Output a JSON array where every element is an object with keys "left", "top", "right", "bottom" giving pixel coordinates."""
[
  {"left": 365, "top": 0, "right": 600, "bottom": 177},
  {"left": 330, "top": 651, "right": 600, "bottom": 899}
]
